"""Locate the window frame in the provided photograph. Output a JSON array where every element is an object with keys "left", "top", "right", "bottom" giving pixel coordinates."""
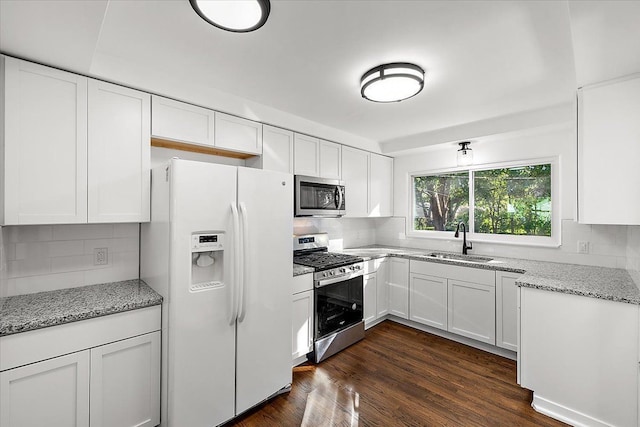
[{"left": 407, "top": 157, "right": 560, "bottom": 247}]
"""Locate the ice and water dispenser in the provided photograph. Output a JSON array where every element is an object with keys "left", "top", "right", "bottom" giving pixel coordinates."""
[{"left": 190, "top": 232, "right": 225, "bottom": 292}]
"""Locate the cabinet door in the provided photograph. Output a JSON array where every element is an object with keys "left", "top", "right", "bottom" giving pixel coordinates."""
[
  {"left": 89, "top": 332, "right": 160, "bottom": 427},
  {"left": 151, "top": 95, "right": 214, "bottom": 146},
  {"left": 409, "top": 273, "right": 447, "bottom": 330},
  {"left": 0, "top": 350, "right": 90, "bottom": 427},
  {"left": 292, "top": 290, "right": 314, "bottom": 360},
  {"left": 3, "top": 57, "right": 88, "bottom": 225},
  {"left": 341, "top": 146, "right": 369, "bottom": 217},
  {"left": 88, "top": 79, "right": 150, "bottom": 223},
  {"left": 448, "top": 279, "right": 496, "bottom": 344},
  {"left": 496, "top": 271, "right": 520, "bottom": 352},
  {"left": 369, "top": 153, "right": 393, "bottom": 217},
  {"left": 262, "top": 125, "right": 294, "bottom": 173},
  {"left": 319, "top": 140, "right": 342, "bottom": 179},
  {"left": 294, "top": 133, "right": 319, "bottom": 176},
  {"left": 578, "top": 75, "right": 640, "bottom": 225},
  {"left": 388, "top": 257, "right": 409, "bottom": 319},
  {"left": 376, "top": 258, "right": 390, "bottom": 317},
  {"left": 215, "top": 112, "right": 262, "bottom": 155},
  {"left": 363, "top": 272, "right": 377, "bottom": 327}
]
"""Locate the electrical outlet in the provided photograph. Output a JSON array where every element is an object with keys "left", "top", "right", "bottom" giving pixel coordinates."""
[
  {"left": 577, "top": 241, "right": 589, "bottom": 254},
  {"left": 94, "top": 248, "right": 108, "bottom": 265}
]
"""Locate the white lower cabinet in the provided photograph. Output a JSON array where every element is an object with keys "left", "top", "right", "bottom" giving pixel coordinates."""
[
  {"left": 375, "top": 259, "right": 390, "bottom": 318},
  {"left": 363, "top": 272, "right": 378, "bottom": 327},
  {"left": 90, "top": 333, "right": 161, "bottom": 427},
  {"left": 409, "top": 273, "right": 447, "bottom": 330},
  {"left": 409, "top": 260, "right": 496, "bottom": 345},
  {"left": 447, "top": 279, "right": 495, "bottom": 344},
  {"left": 0, "top": 307, "right": 161, "bottom": 427},
  {"left": 292, "top": 273, "right": 314, "bottom": 364},
  {"left": 495, "top": 271, "right": 520, "bottom": 351},
  {"left": 0, "top": 351, "right": 90, "bottom": 427},
  {"left": 388, "top": 258, "right": 409, "bottom": 319},
  {"left": 520, "top": 287, "right": 639, "bottom": 427}
]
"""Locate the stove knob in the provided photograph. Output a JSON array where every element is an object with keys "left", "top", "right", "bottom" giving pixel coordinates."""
[
  {"left": 340, "top": 267, "right": 346, "bottom": 273},
  {"left": 322, "top": 272, "right": 328, "bottom": 278}
]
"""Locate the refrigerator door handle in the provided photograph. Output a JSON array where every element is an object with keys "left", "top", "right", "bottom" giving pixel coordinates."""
[
  {"left": 230, "top": 203, "right": 241, "bottom": 325},
  {"left": 238, "top": 202, "right": 249, "bottom": 322}
]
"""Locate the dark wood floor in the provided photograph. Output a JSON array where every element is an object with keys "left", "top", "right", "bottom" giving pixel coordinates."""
[{"left": 227, "top": 321, "right": 566, "bottom": 426}]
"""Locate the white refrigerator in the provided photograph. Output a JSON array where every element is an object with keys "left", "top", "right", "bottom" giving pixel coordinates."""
[{"left": 141, "top": 158, "right": 293, "bottom": 427}]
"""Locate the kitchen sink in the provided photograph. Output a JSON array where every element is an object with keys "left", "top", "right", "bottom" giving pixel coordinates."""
[{"left": 427, "top": 252, "right": 494, "bottom": 263}]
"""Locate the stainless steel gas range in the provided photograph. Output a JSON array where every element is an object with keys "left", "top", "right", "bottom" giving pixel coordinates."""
[{"left": 293, "top": 233, "right": 365, "bottom": 363}]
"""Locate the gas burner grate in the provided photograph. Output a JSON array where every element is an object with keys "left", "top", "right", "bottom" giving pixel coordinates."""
[{"left": 293, "top": 251, "right": 363, "bottom": 271}]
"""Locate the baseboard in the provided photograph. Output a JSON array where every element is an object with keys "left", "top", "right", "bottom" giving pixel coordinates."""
[
  {"left": 292, "top": 354, "right": 309, "bottom": 367},
  {"left": 364, "top": 316, "right": 386, "bottom": 330},
  {"left": 532, "top": 394, "right": 612, "bottom": 427},
  {"left": 383, "top": 316, "right": 517, "bottom": 361}
]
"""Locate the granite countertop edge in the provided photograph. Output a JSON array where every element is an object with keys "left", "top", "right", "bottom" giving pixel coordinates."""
[
  {"left": 0, "top": 279, "right": 163, "bottom": 337},
  {"left": 334, "top": 245, "right": 640, "bottom": 305}
]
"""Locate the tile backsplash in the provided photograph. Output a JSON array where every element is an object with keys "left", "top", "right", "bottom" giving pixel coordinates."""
[{"left": 0, "top": 224, "right": 139, "bottom": 297}]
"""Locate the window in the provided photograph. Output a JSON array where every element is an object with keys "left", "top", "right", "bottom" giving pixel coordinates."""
[{"left": 411, "top": 161, "right": 557, "bottom": 245}]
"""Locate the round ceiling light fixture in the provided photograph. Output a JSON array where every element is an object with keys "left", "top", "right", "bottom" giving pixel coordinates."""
[
  {"left": 360, "top": 63, "right": 425, "bottom": 103},
  {"left": 189, "top": 0, "right": 271, "bottom": 33}
]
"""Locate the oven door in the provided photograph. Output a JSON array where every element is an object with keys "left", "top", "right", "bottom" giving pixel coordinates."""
[
  {"left": 295, "top": 175, "right": 345, "bottom": 217},
  {"left": 314, "top": 275, "right": 363, "bottom": 340}
]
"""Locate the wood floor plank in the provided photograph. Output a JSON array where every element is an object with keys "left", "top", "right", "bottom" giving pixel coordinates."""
[{"left": 225, "top": 321, "right": 567, "bottom": 427}]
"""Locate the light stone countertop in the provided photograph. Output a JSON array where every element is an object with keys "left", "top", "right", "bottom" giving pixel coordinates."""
[
  {"left": 293, "top": 264, "right": 315, "bottom": 276},
  {"left": 337, "top": 245, "right": 640, "bottom": 305},
  {"left": 0, "top": 279, "right": 163, "bottom": 337}
]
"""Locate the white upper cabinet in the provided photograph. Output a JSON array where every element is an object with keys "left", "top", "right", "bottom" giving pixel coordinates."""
[
  {"left": 261, "top": 125, "right": 294, "bottom": 173},
  {"left": 2, "top": 56, "right": 88, "bottom": 225},
  {"left": 341, "top": 146, "right": 369, "bottom": 217},
  {"left": 151, "top": 95, "right": 214, "bottom": 146},
  {"left": 319, "top": 140, "right": 342, "bottom": 180},
  {"left": 88, "top": 80, "right": 150, "bottom": 223},
  {"left": 578, "top": 74, "right": 640, "bottom": 225},
  {"left": 294, "top": 133, "right": 320, "bottom": 176},
  {"left": 214, "top": 112, "right": 262, "bottom": 155},
  {"left": 369, "top": 153, "right": 393, "bottom": 217}
]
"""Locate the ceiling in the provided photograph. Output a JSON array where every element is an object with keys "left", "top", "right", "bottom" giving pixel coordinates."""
[{"left": 1, "top": 0, "right": 639, "bottom": 153}]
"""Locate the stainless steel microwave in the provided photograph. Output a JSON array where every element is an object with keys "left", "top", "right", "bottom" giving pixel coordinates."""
[{"left": 294, "top": 175, "right": 346, "bottom": 217}]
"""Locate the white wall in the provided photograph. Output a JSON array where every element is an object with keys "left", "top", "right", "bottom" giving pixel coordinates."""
[
  {"left": 380, "top": 125, "right": 630, "bottom": 269},
  {"left": 0, "top": 224, "right": 139, "bottom": 297}
]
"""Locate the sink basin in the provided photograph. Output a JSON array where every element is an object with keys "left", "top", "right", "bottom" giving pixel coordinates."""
[{"left": 427, "top": 252, "right": 494, "bottom": 263}]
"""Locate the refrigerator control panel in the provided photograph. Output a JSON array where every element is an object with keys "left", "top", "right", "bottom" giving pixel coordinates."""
[{"left": 191, "top": 233, "right": 224, "bottom": 252}]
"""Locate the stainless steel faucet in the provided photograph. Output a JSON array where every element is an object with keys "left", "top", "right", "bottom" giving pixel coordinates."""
[{"left": 454, "top": 222, "right": 472, "bottom": 255}]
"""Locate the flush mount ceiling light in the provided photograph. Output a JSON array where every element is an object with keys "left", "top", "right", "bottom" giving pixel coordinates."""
[
  {"left": 360, "top": 63, "right": 425, "bottom": 103},
  {"left": 457, "top": 141, "right": 473, "bottom": 166},
  {"left": 189, "top": 0, "right": 270, "bottom": 33}
]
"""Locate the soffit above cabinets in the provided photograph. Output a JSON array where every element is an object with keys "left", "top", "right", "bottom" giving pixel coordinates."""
[{"left": 0, "top": 1, "right": 638, "bottom": 153}]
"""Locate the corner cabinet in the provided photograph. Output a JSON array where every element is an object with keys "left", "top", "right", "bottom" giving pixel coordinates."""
[
  {"left": 578, "top": 74, "right": 640, "bottom": 225},
  {"left": 1, "top": 56, "right": 151, "bottom": 225},
  {"left": 0, "top": 306, "right": 161, "bottom": 427},
  {"left": 341, "top": 146, "right": 369, "bottom": 217},
  {"left": 369, "top": 153, "right": 393, "bottom": 217}
]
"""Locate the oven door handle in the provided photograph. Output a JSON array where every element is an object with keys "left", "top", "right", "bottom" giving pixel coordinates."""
[{"left": 316, "top": 271, "right": 363, "bottom": 288}]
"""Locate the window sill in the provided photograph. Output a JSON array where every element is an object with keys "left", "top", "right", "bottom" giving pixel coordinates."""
[{"left": 406, "top": 231, "right": 561, "bottom": 248}]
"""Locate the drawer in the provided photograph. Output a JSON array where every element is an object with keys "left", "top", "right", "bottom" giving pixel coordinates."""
[{"left": 293, "top": 273, "right": 313, "bottom": 294}]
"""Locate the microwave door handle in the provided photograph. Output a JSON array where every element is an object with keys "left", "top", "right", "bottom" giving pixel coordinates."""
[
  {"left": 337, "top": 186, "right": 343, "bottom": 210},
  {"left": 335, "top": 186, "right": 342, "bottom": 209}
]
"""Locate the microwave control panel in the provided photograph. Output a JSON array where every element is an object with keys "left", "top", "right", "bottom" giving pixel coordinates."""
[{"left": 191, "top": 233, "right": 224, "bottom": 252}]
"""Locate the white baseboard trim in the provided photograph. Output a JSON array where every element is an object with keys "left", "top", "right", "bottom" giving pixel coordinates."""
[
  {"left": 364, "top": 316, "right": 386, "bottom": 330},
  {"left": 292, "top": 354, "right": 309, "bottom": 367},
  {"left": 383, "top": 315, "right": 517, "bottom": 360},
  {"left": 532, "top": 394, "right": 612, "bottom": 427}
]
